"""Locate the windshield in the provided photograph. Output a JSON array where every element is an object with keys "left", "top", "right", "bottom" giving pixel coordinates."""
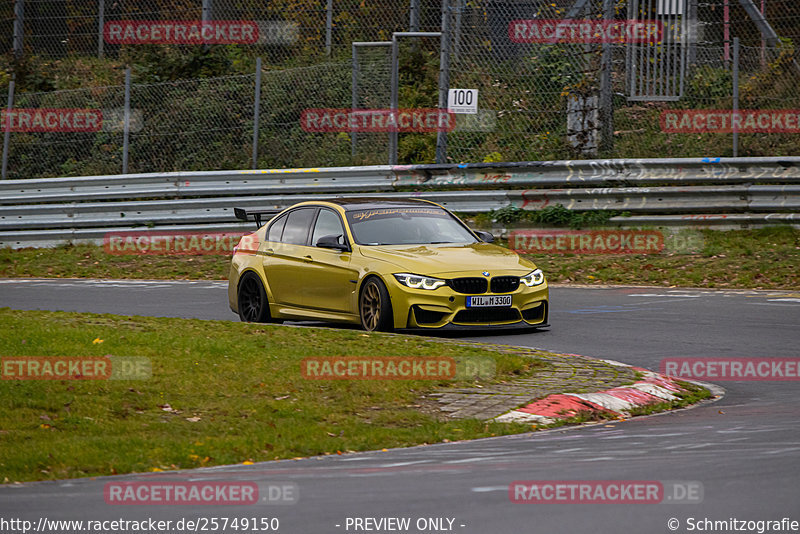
[{"left": 345, "top": 207, "right": 478, "bottom": 246}]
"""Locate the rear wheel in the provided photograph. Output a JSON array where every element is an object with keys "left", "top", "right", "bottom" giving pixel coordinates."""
[
  {"left": 359, "top": 277, "right": 394, "bottom": 332},
  {"left": 237, "top": 272, "right": 275, "bottom": 323}
]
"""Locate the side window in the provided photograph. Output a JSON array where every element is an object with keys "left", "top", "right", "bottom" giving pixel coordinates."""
[
  {"left": 312, "top": 209, "right": 346, "bottom": 246},
  {"left": 267, "top": 213, "right": 287, "bottom": 243},
  {"left": 281, "top": 208, "right": 316, "bottom": 245}
]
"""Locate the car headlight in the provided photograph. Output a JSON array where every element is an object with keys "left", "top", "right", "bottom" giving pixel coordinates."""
[
  {"left": 520, "top": 269, "right": 545, "bottom": 287},
  {"left": 393, "top": 273, "right": 446, "bottom": 290}
]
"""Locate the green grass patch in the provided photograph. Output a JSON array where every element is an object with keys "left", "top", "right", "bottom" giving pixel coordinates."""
[
  {"left": 1, "top": 226, "right": 796, "bottom": 289},
  {"left": 515, "top": 226, "right": 800, "bottom": 290},
  {"left": 0, "top": 308, "right": 555, "bottom": 483}
]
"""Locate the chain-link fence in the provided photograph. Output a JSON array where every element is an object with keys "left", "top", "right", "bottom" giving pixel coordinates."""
[
  {"left": 2, "top": 0, "right": 800, "bottom": 179},
  {"left": 4, "top": 0, "right": 442, "bottom": 63}
]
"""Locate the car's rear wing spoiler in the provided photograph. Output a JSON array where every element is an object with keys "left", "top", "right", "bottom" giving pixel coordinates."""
[{"left": 234, "top": 208, "right": 281, "bottom": 229}]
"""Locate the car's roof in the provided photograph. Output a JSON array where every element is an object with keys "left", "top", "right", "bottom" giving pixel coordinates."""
[{"left": 318, "top": 197, "right": 439, "bottom": 211}]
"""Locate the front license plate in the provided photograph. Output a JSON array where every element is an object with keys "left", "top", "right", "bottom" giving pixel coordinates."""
[{"left": 466, "top": 295, "right": 512, "bottom": 308}]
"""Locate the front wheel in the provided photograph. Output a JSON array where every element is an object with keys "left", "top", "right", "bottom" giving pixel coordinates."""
[
  {"left": 359, "top": 277, "right": 394, "bottom": 332},
  {"left": 237, "top": 272, "right": 275, "bottom": 323}
]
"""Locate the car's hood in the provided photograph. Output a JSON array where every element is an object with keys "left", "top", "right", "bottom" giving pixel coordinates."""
[{"left": 358, "top": 242, "right": 535, "bottom": 276}]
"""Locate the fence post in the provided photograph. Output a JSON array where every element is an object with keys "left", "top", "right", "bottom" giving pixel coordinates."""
[
  {"left": 252, "top": 57, "right": 262, "bottom": 169},
  {"left": 13, "top": 0, "right": 24, "bottom": 58},
  {"left": 326, "top": 0, "right": 333, "bottom": 57},
  {"left": 389, "top": 37, "right": 399, "bottom": 165},
  {"left": 436, "top": 0, "right": 451, "bottom": 164},
  {"left": 1, "top": 80, "right": 15, "bottom": 180},
  {"left": 202, "top": 0, "right": 211, "bottom": 50},
  {"left": 687, "top": 0, "right": 698, "bottom": 66},
  {"left": 410, "top": 0, "right": 420, "bottom": 32},
  {"left": 733, "top": 37, "right": 740, "bottom": 157},
  {"left": 351, "top": 44, "right": 358, "bottom": 160},
  {"left": 452, "top": 0, "right": 463, "bottom": 62},
  {"left": 98, "top": 0, "right": 105, "bottom": 58},
  {"left": 599, "top": 0, "right": 614, "bottom": 155},
  {"left": 122, "top": 67, "right": 131, "bottom": 174}
]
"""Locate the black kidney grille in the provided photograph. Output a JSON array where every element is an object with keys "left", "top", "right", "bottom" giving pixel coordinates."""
[
  {"left": 448, "top": 277, "right": 488, "bottom": 294},
  {"left": 490, "top": 276, "right": 520, "bottom": 293}
]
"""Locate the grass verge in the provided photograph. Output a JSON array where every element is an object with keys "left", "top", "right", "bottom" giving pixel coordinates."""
[
  {"left": 1, "top": 227, "right": 797, "bottom": 289},
  {"left": 518, "top": 226, "right": 799, "bottom": 289},
  {"left": 0, "top": 308, "right": 551, "bottom": 483}
]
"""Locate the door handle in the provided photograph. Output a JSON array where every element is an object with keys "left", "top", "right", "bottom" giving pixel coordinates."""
[
  {"left": 303, "top": 255, "right": 313, "bottom": 263},
  {"left": 264, "top": 248, "right": 274, "bottom": 256}
]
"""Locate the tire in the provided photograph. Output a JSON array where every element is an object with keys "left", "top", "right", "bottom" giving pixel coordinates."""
[
  {"left": 237, "top": 272, "right": 273, "bottom": 323},
  {"left": 359, "top": 277, "right": 394, "bottom": 332}
]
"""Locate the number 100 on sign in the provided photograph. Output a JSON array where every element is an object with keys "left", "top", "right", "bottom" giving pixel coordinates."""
[{"left": 448, "top": 89, "right": 478, "bottom": 114}]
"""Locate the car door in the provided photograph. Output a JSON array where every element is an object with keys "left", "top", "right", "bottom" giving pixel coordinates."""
[
  {"left": 300, "top": 208, "right": 359, "bottom": 314},
  {"left": 262, "top": 207, "right": 316, "bottom": 307}
]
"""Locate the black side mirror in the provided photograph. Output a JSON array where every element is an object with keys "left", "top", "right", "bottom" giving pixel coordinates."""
[
  {"left": 474, "top": 230, "right": 495, "bottom": 243},
  {"left": 316, "top": 234, "right": 349, "bottom": 251}
]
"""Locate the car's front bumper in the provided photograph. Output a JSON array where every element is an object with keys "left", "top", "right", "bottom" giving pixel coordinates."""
[{"left": 384, "top": 274, "right": 549, "bottom": 330}]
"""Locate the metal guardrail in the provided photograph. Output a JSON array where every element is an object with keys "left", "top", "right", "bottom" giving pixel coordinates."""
[{"left": 2, "top": 157, "right": 799, "bottom": 248}]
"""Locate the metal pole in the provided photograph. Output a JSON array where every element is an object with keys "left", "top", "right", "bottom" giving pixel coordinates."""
[
  {"left": 599, "top": 0, "right": 614, "bottom": 155},
  {"left": 760, "top": 0, "right": 766, "bottom": 68},
  {"left": 202, "top": 0, "right": 211, "bottom": 49},
  {"left": 123, "top": 67, "right": 131, "bottom": 174},
  {"left": 2, "top": 80, "right": 15, "bottom": 180},
  {"left": 351, "top": 43, "right": 358, "bottom": 160},
  {"left": 251, "top": 57, "right": 262, "bottom": 169},
  {"left": 13, "top": 0, "right": 24, "bottom": 59},
  {"left": 98, "top": 0, "right": 105, "bottom": 58},
  {"left": 410, "top": 0, "right": 420, "bottom": 32},
  {"left": 436, "top": 0, "right": 451, "bottom": 164},
  {"left": 452, "top": 0, "right": 463, "bottom": 63},
  {"left": 326, "top": 0, "right": 333, "bottom": 57},
  {"left": 389, "top": 36, "right": 399, "bottom": 165},
  {"left": 687, "top": 0, "right": 698, "bottom": 66},
  {"left": 724, "top": 0, "right": 730, "bottom": 67},
  {"left": 732, "top": 37, "right": 739, "bottom": 158}
]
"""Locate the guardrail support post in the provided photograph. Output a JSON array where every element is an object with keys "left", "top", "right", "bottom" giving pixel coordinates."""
[
  {"left": 122, "top": 67, "right": 131, "bottom": 174},
  {"left": 732, "top": 37, "right": 740, "bottom": 158},
  {"left": 252, "top": 57, "right": 262, "bottom": 169},
  {"left": 2, "top": 80, "right": 15, "bottom": 180}
]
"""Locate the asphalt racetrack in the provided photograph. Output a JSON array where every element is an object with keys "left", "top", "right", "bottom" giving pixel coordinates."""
[{"left": 1, "top": 279, "right": 799, "bottom": 533}]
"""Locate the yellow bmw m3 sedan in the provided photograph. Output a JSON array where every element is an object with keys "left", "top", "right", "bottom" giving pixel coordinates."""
[{"left": 228, "top": 198, "right": 549, "bottom": 332}]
